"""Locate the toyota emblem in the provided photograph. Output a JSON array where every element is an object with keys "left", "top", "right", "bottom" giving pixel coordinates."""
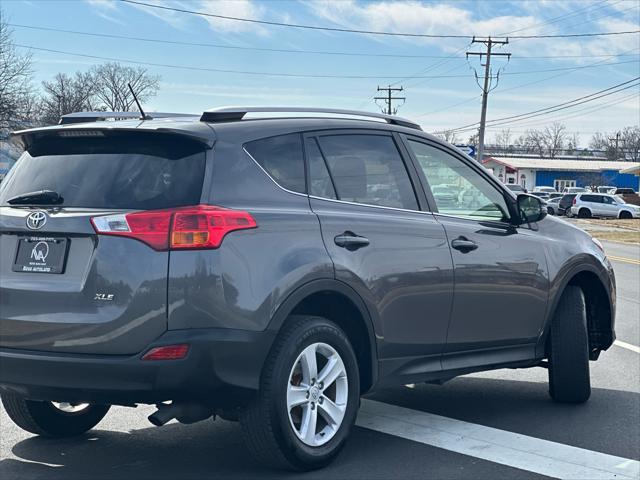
[{"left": 26, "top": 211, "right": 48, "bottom": 230}]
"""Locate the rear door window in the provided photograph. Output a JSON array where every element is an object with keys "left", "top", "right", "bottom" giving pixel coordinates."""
[
  {"left": 244, "top": 133, "right": 305, "bottom": 193},
  {"left": 314, "top": 134, "right": 418, "bottom": 210},
  {"left": 1, "top": 132, "right": 206, "bottom": 209}
]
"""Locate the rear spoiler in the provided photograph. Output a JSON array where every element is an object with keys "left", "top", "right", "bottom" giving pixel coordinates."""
[{"left": 12, "top": 125, "right": 216, "bottom": 150}]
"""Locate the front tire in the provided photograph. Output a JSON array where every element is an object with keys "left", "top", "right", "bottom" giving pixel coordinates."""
[
  {"left": 619, "top": 210, "right": 632, "bottom": 219},
  {"left": 1, "top": 395, "right": 110, "bottom": 437},
  {"left": 239, "top": 315, "right": 360, "bottom": 471},
  {"left": 548, "top": 286, "right": 591, "bottom": 403}
]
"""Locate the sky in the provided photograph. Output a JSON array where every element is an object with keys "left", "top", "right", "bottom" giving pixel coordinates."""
[{"left": 3, "top": 0, "right": 640, "bottom": 145}]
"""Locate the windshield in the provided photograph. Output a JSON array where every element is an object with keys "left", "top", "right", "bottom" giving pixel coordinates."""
[
  {"left": 614, "top": 195, "right": 626, "bottom": 204},
  {"left": 0, "top": 133, "right": 206, "bottom": 209}
]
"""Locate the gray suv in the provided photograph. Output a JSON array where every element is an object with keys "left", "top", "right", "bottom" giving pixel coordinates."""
[{"left": 0, "top": 107, "right": 616, "bottom": 470}]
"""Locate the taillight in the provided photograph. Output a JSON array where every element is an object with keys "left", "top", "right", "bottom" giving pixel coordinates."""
[
  {"left": 142, "top": 344, "right": 189, "bottom": 361},
  {"left": 572, "top": 198, "right": 577, "bottom": 205},
  {"left": 91, "top": 205, "right": 256, "bottom": 251}
]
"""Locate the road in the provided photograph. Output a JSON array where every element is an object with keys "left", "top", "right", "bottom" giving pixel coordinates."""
[{"left": 1, "top": 242, "right": 638, "bottom": 479}]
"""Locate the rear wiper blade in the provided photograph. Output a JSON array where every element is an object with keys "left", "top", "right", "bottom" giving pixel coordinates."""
[{"left": 7, "top": 190, "right": 64, "bottom": 205}]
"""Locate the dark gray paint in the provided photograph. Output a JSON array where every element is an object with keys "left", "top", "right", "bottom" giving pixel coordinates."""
[{"left": 0, "top": 115, "right": 616, "bottom": 403}]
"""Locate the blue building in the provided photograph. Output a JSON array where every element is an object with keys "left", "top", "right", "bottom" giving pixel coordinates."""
[{"left": 482, "top": 156, "right": 640, "bottom": 192}]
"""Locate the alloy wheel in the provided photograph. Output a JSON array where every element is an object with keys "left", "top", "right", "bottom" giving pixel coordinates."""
[{"left": 286, "top": 342, "right": 348, "bottom": 447}]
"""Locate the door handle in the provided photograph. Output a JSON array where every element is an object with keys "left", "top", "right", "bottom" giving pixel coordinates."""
[
  {"left": 334, "top": 232, "right": 370, "bottom": 250},
  {"left": 451, "top": 237, "right": 478, "bottom": 253}
]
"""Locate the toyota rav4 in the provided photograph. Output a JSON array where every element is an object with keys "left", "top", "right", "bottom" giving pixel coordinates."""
[{"left": 0, "top": 107, "right": 616, "bottom": 470}]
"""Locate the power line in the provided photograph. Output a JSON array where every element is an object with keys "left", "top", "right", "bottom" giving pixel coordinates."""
[
  {"left": 482, "top": 91, "right": 639, "bottom": 130},
  {"left": 9, "top": 24, "right": 640, "bottom": 60},
  {"left": 16, "top": 44, "right": 637, "bottom": 80},
  {"left": 119, "top": 0, "right": 640, "bottom": 39},
  {"left": 498, "top": 0, "right": 615, "bottom": 35},
  {"left": 438, "top": 78, "right": 640, "bottom": 133}
]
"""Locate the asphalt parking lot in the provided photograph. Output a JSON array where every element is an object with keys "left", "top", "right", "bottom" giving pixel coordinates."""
[{"left": 1, "top": 241, "right": 638, "bottom": 480}]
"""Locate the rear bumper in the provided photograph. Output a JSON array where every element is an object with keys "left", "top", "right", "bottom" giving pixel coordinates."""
[{"left": 0, "top": 328, "right": 275, "bottom": 406}]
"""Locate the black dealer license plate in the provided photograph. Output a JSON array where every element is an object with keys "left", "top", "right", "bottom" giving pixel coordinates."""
[{"left": 13, "top": 237, "right": 69, "bottom": 274}]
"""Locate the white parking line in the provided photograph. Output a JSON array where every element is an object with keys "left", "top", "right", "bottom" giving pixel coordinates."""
[
  {"left": 357, "top": 399, "right": 640, "bottom": 480},
  {"left": 615, "top": 340, "right": 640, "bottom": 354}
]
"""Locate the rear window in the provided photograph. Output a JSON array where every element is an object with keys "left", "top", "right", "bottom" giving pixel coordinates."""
[{"left": 0, "top": 132, "right": 206, "bottom": 209}]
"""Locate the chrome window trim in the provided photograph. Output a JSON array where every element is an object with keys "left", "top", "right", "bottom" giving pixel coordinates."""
[
  {"left": 308, "top": 194, "right": 430, "bottom": 216},
  {"left": 433, "top": 212, "right": 514, "bottom": 227}
]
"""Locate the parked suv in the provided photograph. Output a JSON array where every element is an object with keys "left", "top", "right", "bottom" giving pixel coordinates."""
[
  {"left": 558, "top": 193, "right": 578, "bottom": 216},
  {"left": 0, "top": 108, "right": 616, "bottom": 470},
  {"left": 570, "top": 193, "right": 640, "bottom": 219},
  {"left": 613, "top": 188, "right": 640, "bottom": 206}
]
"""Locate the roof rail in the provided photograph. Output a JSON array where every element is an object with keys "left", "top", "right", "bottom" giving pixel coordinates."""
[
  {"left": 200, "top": 107, "right": 422, "bottom": 130},
  {"left": 59, "top": 111, "right": 197, "bottom": 125}
]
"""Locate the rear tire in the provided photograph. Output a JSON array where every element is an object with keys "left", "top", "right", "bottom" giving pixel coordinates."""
[
  {"left": 548, "top": 286, "right": 591, "bottom": 403},
  {"left": 619, "top": 210, "right": 632, "bottom": 219},
  {"left": 239, "top": 315, "right": 360, "bottom": 471},
  {"left": 1, "top": 394, "right": 110, "bottom": 437},
  {"left": 577, "top": 208, "right": 591, "bottom": 218}
]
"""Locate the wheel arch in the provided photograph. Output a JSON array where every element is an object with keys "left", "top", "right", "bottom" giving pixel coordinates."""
[
  {"left": 538, "top": 262, "right": 614, "bottom": 360},
  {"left": 266, "top": 279, "right": 378, "bottom": 394}
]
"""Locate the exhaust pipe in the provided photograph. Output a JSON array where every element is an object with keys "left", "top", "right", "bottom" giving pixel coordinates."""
[{"left": 148, "top": 402, "right": 212, "bottom": 427}]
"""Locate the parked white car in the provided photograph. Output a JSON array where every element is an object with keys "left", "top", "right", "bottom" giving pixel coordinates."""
[
  {"left": 570, "top": 193, "right": 640, "bottom": 219},
  {"left": 533, "top": 186, "right": 557, "bottom": 194},
  {"left": 564, "top": 186, "right": 587, "bottom": 194}
]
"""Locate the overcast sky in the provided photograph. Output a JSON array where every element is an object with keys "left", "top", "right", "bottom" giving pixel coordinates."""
[{"left": 4, "top": 0, "right": 639, "bottom": 143}]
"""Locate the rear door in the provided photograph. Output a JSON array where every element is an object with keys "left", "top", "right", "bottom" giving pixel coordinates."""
[
  {"left": 305, "top": 131, "right": 454, "bottom": 380},
  {"left": 401, "top": 137, "right": 548, "bottom": 369},
  {"left": 0, "top": 131, "right": 207, "bottom": 354}
]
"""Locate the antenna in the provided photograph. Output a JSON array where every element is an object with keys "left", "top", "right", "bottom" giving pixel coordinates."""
[{"left": 128, "top": 83, "right": 149, "bottom": 120}]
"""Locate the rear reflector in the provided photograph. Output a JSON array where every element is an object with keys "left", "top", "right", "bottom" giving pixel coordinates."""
[
  {"left": 91, "top": 205, "right": 256, "bottom": 251},
  {"left": 142, "top": 344, "right": 190, "bottom": 361}
]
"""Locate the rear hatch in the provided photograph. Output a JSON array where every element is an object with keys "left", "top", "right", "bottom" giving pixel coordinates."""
[{"left": 0, "top": 131, "right": 207, "bottom": 354}]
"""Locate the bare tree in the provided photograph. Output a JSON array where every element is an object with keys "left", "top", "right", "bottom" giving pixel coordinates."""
[
  {"left": 589, "top": 131, "right": 617, "bottom": 160},
  {"left": 522, "top": 122, "right": 567, "bottom": 158},
  {"left": 0, "top": 11, "right": 36, "bottom": 132},
  {"left": 434, "top": 130, "right": 460, "bottom": 145},
  {"left": 567, "top": 132, "right": 580, "bottom": 152},
  {"left": 493, "top": 128, "right": 512, "bottom": 154},
  {"left": 40, "top": 72, "right": 99, "bottom": 125},
  {"left": 91, "top": 63, "right": 160, "bottom": 112},
  {"left": 620, "top": 126, "right": 640, "bottom": 162}
]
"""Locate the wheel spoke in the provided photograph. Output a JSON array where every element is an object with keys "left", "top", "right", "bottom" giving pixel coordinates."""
[
  {"left": 287, "top": 385, "right": 308, "bottom": 409},
  {"left": 318, "top": 354, "right": 344, "bottom": 389},
  {"left": 318, "top": 396, "right": 345, "bottom": 426},
  {"left": 299, "top": 404, "right": 318, "bottom": 444},
  {"left": 300, "top": 344, "right": 318, "bottom": 383}
]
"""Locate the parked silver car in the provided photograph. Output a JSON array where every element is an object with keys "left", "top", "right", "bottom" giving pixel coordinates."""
[{"left": 570, "top": 193, "right": 640, "bottom": 219}]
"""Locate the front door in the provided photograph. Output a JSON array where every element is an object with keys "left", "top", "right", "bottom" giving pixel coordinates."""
[
  {"left": 403, "top": 137, "right": 549, "bottom": 370},
  {"left": 305, "top": 131, "right": 454, "bottom": 380}
]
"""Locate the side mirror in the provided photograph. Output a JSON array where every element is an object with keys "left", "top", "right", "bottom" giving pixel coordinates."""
[{"left": 516, "top": 194, "right": 547, "bottom": 225}]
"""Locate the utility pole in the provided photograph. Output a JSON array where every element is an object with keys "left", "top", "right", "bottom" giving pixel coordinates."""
[
  {"left": 375, "top": 85, "right": 405, "bottom": 115},
  {"left": 609, "top": 131, "right": 621, "bottom": 159},
  {"left": 467, "top": 37, "right": 511, "bottom": 161}
]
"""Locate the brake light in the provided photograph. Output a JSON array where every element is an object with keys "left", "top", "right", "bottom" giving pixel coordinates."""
[
  {"left": 142, "top": 344, "right": 189, "bottom": 361},
  {"left": 91, "top": 205, "right": 256, "bottom": 251},
  {"left": 572, "top": 198, "right": 577, "bottom": 205}
]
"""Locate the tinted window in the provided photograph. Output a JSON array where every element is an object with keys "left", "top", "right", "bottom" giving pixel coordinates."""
[
  {"left": 316, "top": 134, "right": 418, "bottom": 210},
  {"left": 407, "top": 140, "right": 510, "bottom": 221},
  {"left": 581, "top": 195, "right": 600, "bottom": 202},
  {"left": 306, "top": 138, "right": 337, "bottom": 199},
  {"left": 244, "top": 133, "right": 305, "bottom": 193},
  {"left": 0, "top": 133, "right": 205, "bottom": 209}
]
